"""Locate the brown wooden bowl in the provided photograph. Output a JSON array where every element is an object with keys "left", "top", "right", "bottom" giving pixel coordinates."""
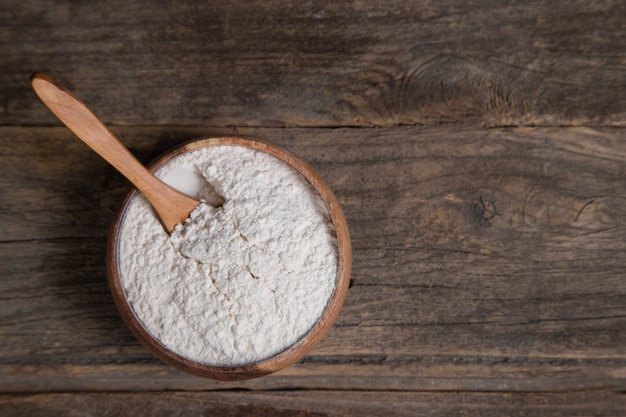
[{"left": 107, "top": 136, "right": 352, "bottom": 380}]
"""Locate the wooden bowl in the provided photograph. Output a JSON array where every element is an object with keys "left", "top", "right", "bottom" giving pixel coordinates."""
[{"left": 107, "top": 136, "right": 352, "bottom": 380}]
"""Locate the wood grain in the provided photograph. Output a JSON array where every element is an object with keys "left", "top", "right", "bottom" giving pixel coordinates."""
[
  {"left": 2, "top": 1, "right": 626, "bottom": 127},
  {"left": 1, "top": 391, "right": 625, "bottom": 417},
  {"left": 3, "top": 0, "right": 626, "bottom": 414},
  {"left": 1, "top": 125, "right": 625, "bottom": 394}
]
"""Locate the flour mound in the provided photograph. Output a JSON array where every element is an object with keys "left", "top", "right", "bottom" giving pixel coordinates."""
[{"left": 118, "top": 145, "right": 337, "bottom": 366}]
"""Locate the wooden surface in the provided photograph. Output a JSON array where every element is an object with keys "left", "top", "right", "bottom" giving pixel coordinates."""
[{"left": 1, "top": 0, "right": 625, "bottom": 415}]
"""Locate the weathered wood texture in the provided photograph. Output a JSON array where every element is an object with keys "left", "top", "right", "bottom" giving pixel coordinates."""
[
  {"left": 1, "top": 391, "right": 625, "bottom": 417},
  {"left": 1, "top": 126, "right": 625, "bottom": 394},
  {"left": 3, "top": 0, "right": 626, "bottom": 414},
  {"left": 2, "top": 1, "right": 626, "bottom": 127}
]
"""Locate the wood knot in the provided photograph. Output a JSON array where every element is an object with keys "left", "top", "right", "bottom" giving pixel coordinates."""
[
  {"left": 474, "top": 195, "right": 498, "bottom": 225},
  {"left": 404, "top": 56, "right": 503, "bottom": 123}
]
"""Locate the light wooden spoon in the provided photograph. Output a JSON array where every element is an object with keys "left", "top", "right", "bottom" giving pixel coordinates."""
[{"left": 30, "top": 73, "right": 200, "bottom": 233}]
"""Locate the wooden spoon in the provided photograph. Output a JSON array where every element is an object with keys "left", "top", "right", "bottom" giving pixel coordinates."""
[{"left": 30, "top": 73, "right": 200, "bottom": 233}]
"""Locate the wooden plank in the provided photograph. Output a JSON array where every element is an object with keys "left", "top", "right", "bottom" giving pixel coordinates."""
[
  {"left": 1, "top": 126, "right": 625, "bottom": 392},
  {"left": 1, "top": 391, "right": 625, "bottom": 417},
  {"left": 2, "top": 1, "right": 626, "bottom": 127},
  {"left": 1, "top": 360, "right": 625, "bottom": 392}
]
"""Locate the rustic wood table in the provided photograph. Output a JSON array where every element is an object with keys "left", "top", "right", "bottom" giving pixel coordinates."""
[{"left": 2, "top": 1, "right": 625, "bottom": 415}]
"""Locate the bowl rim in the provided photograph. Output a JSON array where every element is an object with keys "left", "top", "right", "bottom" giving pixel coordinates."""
[{"left": 106, "top": 136, "right": 352, "bottom": 380}]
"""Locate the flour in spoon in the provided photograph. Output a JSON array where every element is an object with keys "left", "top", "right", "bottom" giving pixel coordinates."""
[{"left": 117, "top": 145, "right": 338, "bottom": 366}]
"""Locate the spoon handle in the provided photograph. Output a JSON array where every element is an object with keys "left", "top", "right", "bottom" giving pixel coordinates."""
[{"left": 30, "top": 73, "right": 199, "bottom": 232}]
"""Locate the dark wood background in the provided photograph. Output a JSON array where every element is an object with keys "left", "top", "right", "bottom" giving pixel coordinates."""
[{"left": 1, "top": 1, "right": 625, "bottom": 415}]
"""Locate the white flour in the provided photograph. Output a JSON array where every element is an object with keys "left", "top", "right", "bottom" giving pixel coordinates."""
[{"left": 117, "top": 145, "right": 338, "bottom": 366}]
